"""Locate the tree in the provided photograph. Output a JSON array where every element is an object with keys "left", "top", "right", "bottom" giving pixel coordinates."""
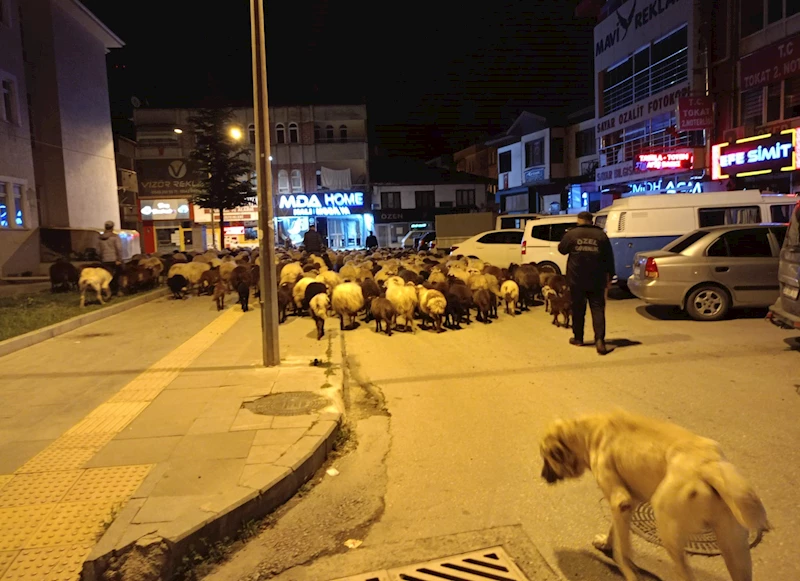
[{"left": 189, "top": 108, "right": 254, "bottom": 249}]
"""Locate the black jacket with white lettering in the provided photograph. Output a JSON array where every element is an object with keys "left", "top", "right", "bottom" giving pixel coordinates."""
[{"left": 557, "top": 224, "right": 615, "bottom": 290}]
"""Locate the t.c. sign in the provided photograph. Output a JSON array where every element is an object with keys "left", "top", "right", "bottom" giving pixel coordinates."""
[{"left": 712, "top": 129, "right": 800, "bottom": 180}]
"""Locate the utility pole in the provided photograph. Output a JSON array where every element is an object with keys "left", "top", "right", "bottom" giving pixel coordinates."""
[{"left": 250, "top": 0, "right": 280, "bottom": 366}]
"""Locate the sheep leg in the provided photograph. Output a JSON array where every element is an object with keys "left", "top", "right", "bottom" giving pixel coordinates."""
[
  {"left": 96, "top": 286, "right": 105, "bottom": 305},
  {"left": 375, "top": 318, "right": 382, "bottom": 334},
  {"left": 435, "top": 315, "right": 444, "bottom": 334},
  {"left": 80, "top": 288, "right": 86, "bottom": 308}
]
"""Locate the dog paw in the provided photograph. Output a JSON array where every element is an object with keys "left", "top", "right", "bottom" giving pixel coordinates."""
[{"left": 592, "top": 534, "right": 612, "bottom": 552}]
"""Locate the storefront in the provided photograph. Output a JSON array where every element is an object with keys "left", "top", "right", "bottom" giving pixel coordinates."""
[
  {"left": 275, "top": 191, "right": 372, "bottom": 249},
  {"left": 373, "top": 208, "right": 441, "bottom": 248},
  {"left": 712, "top": 129, "right": 800, "bottom": 194},
  {"left": 193, "top": 204, "right": 259, "bottom": 250},
  {"left": 139, "top": 198, "right": 201, "bottom": 254}
]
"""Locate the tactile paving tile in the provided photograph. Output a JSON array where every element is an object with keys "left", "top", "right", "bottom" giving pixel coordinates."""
[
  {"left": 27, "top": 502, "right": 117, "bottom": 548},
  {"left": 0, "top": 473, "right": 82, "bottom": 508},
  {"left": 0, "top": 552, "right": 17, "bottom": 577},
  {"left": 15, "top": 448, "right": 98, "bottom": 475},
  {"left": 65, "top": 403, "right": 148, "bottom": 435},
  {"left": 48, "top": 434, "right": 114, "bottom": 451},
  {"left": 0, "top": 477, "right": 12, "bottom": 493},
  {"left": 61, "top": 465, "right": 152, "bottom": 503},
  {"left": 0, "top": 505, "right": 57, "bottom": 552},
  {"left": 1, "top": 544, "right": 92, "bottom": 580}
]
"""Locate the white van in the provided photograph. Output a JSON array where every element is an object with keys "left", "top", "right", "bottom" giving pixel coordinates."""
[
  {"left": 595, "top": 191, "right": 798, "bottom": 283},
  {"left": 520, "top": 215, "right": 579, "bottom": 274}
]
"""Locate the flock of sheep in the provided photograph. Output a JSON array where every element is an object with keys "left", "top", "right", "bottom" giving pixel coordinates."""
[{"left": 273, "top": 248, "right": 573, "bottom": 340}]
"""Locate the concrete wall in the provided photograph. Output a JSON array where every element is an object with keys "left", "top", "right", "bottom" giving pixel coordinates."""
[
  {"left": 0, "top": 0, "right": 40, "bottom": 275},
  {"left": 372, "top": 183, "right": 488, "bottom": 209}
]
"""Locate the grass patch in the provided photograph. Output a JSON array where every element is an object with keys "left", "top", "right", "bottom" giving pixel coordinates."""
[{"left": 0, "top": 289, "right": 157, "bottom": 342}]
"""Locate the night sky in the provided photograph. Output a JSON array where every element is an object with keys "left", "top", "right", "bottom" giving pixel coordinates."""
[{"left": 83, "top": 0, "right": 595, "bottom": 159}]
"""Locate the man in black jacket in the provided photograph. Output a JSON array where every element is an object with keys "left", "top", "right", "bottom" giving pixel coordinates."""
[
  {"left": 302, "top": 224, "right": 324, "bottom": 254},
  {"left": 558, "top": 211, "right": 615, "bottom": 355}
]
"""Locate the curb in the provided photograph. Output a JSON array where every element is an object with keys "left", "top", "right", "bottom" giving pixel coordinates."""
[{"left": 0, "top": 289, "right": 170, "bottom": 358}]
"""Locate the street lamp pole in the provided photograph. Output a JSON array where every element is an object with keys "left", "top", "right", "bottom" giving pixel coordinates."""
[{"left": 250, "top": 0, "right": 280, "bottom": 366}]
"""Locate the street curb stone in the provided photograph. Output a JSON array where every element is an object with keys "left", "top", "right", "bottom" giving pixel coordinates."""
[{"left": 0, "top": 289, "right": 170, "bottom": 358}]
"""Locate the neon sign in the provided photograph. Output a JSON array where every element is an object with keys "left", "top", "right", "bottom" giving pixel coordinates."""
[
  {"left": 712, "top": 129, "right": 800, "bottom": 180},
  {"left": 629, "top": 179, "right": 704, "bottom": 194},
  {"left": 278, "top": 192, "right": 365, "bottom": 217},
  {"left": 140, "top": 199, "right": 191, "bottom": 220},
  {"left": 636, "top": 152, "right": 693, "bottom": 171}
]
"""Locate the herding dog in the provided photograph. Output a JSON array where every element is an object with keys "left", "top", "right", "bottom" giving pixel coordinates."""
[{"left": 540, "top": 410, "right": 769, "bottom": 581}]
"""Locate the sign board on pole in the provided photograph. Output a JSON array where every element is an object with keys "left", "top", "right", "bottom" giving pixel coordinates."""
[
  {"left": 740, "top": 32, "right": 800, "bottom": 91},
  {"left": 677, "top": 97, "right": 714, "bottom": 131}
]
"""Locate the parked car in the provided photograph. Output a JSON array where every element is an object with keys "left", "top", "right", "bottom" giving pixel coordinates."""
[
  {"left": 449, "top": 229, "right": 523, "bottom": 267},
  {"left": 628, "top": 223, "right": 787, "bottom": 321},
  {"left": 768, "top": 202, "right": 800, "bottom": 329},
  {"left": 520, "top": 215, "right": 578, "bottom": 274}
]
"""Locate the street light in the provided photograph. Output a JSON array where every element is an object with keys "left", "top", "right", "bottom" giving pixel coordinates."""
[
  {"left": 173, "top": 128, "right": 183, "bottom": 134},
  {"left": 229, "top": 126, "right": 243, "bottom": 141}
]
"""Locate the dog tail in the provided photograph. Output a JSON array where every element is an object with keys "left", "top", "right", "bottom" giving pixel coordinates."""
[{"left": 700, "top": 461, "right": 770, "bottom": 532}]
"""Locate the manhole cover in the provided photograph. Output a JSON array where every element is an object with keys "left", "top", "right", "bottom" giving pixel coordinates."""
[
  {"left": 244, "top": 392, "right": 329, "bottom": 416},
  {"left": 331, "top": 546, "right": 529, "bottom": 581},
  {"left": 630, "top": 501, "right": 762, "bottom": 555}
]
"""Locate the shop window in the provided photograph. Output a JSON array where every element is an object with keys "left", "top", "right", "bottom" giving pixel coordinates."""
[
  {"left": 785, "top": 77, "right": 800, "bottom": 119},
  {"left": 456, "top": 189, "right": 475, "bottom": 207},
  {"left": 767, "top": 82, "right": 782, "bottom": 121},
  {"left": 768, "top": 0, "right": 784, "bottom": 23},
  {"left": 0, "top": 183, "right": 8, "bottom": 228},
  {"left": 742, "top": 0, "right": 765, "bottom": 36},
  {"left": 525, "top": 138, "right": 544, "bottom": 167},
  {"left": 339, "top": 125, "right": 347, "bottom": 142},
  {"left": 789, "top": 0, "right": 800, "bottom": 17},
  {"left": 276, "top": 123, "right": 285, "bottom": 144},
  {"left": 551, "top": 137, "right": 564, "bottom": 164},
  {"left": 314, "top": 125, "right": 321, "bottom": 141},
  {"left": 248, "top": 124, "right": 255, "bottom": 145},
  {"left": 13, "top": 184, "right": 23, "bottom": 227},
  {"left": 277, "top": 169, "right": 290, "bottom": 194},
  {"left": 1, "top": 76, "right": 17, "bottom": 123},
  {"left": 741, "top": 87, "right": 763, "bottom": 127},
  {"left": 288, "top": 122, "right": 298, "bottom": 144},
  {"left": 415, "top": 190, "right": 434, "bottom": 208},
  {"left": 575, "top": 127, "right": 596, "bottom": 157},
  {"left": 498, "top": 151, "right": 512, "bottom": 173},
  {"left": 290, "top": 169, "right": 302, "bottom": 193},
  {"left": 381, "top": 191, "right": 401, "bottom": 209},
  {"left": 326, "top": 125, "right": 334, "bottom": 141}
]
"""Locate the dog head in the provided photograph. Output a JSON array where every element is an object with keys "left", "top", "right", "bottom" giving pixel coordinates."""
[{"left": 539, "top": 419, "right": 585, "bottom": 484}]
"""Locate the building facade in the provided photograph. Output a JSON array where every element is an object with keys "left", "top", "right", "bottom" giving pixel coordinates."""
[
  {"left": 0, "top": 0, "right": 122, "bottom": 275},
  {"left": 133, "top": 104, "right": 370, "bottom": 252}
]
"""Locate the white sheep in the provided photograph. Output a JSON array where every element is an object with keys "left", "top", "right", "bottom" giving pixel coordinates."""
[
  {"left": 331, "top": 282, "right": 365, "bottom": 330},
  {"left": 139, "top": 256, "right": 164, "bottom": 280},
  {"left": 79, "top": 267, "right": 113, "bottom": 307},
  {"left": 467, "top": 273, "right": 489, "bottom": 292},
  {"left": 428, "top": 270, "right": 447, "bottom": 285},
  {"left": 418, "top": 287, "right": 447, "bottom": 333},
  {"left": 280, "top": 262, "right": 304, "bottom": 286},
  {"left": 374, "top": 265, "right": 399, "bottom": 285},
  {"left": 339, "top": 264, "right": 358, "bottom": 281},
  {"left": 385, "top": 277, "right": 418, "bottom": 333},
  {"left": 448, "top": 266, "right": 471, "bottom": 285},
  {"left": 316, "top": 270, "right": 341, "bottom": 292},
  {"left": 500, "top": 280, "right": 520, "bottom": 316},
  {"left": 542, "top": 284, "right": 558, "bottom": 314},
  {"left": 310, "top": 255, "right": 328, "bottom": 272},
  {"left": 168, "top": 261, "right": 210, "bottom": 287},
  {"left": 310, "top": 293, "right": 329, "bottom": 340},
  {"left": 293, "top": 277, "right": 318, "bottom": 311}
]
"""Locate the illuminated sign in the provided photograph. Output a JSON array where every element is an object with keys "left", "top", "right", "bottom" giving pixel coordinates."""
[
  {"left": 636, "top": 152, "right": 693, "bottom": 171},
  {"left": 277, "top": 191, "right": 365, "bottom": 217},
  {"left": 410, "top": 223, "right": 428, "bottom": 229},
  {"left": 224, "top": 226, "right": 245, "bottom": 235},
  {"left": 140, "top": 199, "right": 191, "bottom": 221},
  {"left": 712, "top": 129, "right": 800, "bottom": 180},
  {"left": 629, "top": 179, "right": 704, "bottom": 194}
]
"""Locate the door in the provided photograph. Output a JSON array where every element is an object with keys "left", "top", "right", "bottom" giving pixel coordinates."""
[
  {"left": 474, "top": 231, "right": 505, "bottom": 265},
  {"left": 705, "top": 228, "right": 780, "bottom": 306},
  {"left": 546, "top": 222, "right": 573, "bottom": 272},
  {"left": 501, "top": 231, "right": 524, "bottom": 267}
]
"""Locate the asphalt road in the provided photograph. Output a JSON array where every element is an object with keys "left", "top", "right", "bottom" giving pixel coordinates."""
[{"left": 205, "top": 295, "right": 800, "bottom": 581}]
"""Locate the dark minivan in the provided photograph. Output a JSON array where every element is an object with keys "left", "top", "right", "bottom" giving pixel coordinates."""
[{"left": 768, "top": 202, "right": 800, "bottom": 329}]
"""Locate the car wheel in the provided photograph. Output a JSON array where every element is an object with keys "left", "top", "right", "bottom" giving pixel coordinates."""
[
  {"left": 538, "top": 262, "right": 561, "bottom": 275},
  {"left": 685, "top": 285, "right": 730, "bottom": 321}
]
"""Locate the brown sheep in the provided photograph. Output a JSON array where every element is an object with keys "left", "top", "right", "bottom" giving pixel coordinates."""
[
  {"left": 550, "top": 287, "right": 572, "bottom": 328},
  {"left": 473, "top": 288, "right": 494, "bottom": 324},
  {"left": 370, "top": 297, "right": 397, "bottom": 336}
]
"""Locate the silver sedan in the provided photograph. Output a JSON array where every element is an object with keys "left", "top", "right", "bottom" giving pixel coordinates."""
[{"left": 628, "top": 223, "right": 787, "bottom": 321}]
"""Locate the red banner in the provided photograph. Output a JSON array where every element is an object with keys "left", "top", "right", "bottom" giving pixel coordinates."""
[
  {"left": 740, "top": 33, "right": 800, "bottom": 91},
  {"left": 677, "top": 97, "right": 714, "bottom": 131}
]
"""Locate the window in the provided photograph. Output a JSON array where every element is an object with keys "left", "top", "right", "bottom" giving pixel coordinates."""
[
  {"left": 277, "top": 169, "right": 289, "bottom": 193},
  {"left": 326, "top": 125, "right": 334, "bottom": 141},
  {"left": 789, "top": 0, "right": 800, "bottom": 17},
  {"left": 551, "top": 137, "right": 564, "bottom": 164},
  {"left": 575, "top": 127, "right": 596, "bottom": 157},
  {"left": 633, "top": 47, "right": 651, "bottom": 102},
  {"left": 549, "top": 222, "right": 572, "bottom": 242},
  {"left": 276, "top": 123, "right": 285, "bottom": 144},
  {"left": 714, "top": 228, "right": 775, "bottom": 257},
  {"left": 12, "top": 184, "right": 23, "bottom": 227},
  {"left": 339, "top": 125, "right": 347, "bottom": 142},
  {"left": 456, "top": 189, "right": 475, "bottom": 207},
  {"left": 742, "top": 0, "right": 765, "bottom": 36},
  {"left": 288, "top": 122, "right": 298, "bottom": 144},
  {"left": 525, "top": 138, "right": 545, "bottom": 167},
  {"left": 248, "top": 124, "right": 255, "bottom": 145},
  {"left": 768, "top": 0, "right": 784, "bottom": 23},
  {"left": 666, "top": 230, "right": 711, "bottom": 253},
  {"left": 1, "top": 78, "right": 16, "bottom": 123},
  {"left": 698, "top": 206, "right": 760, "bottom": 227},
  {"left": 498, "top": 151, "right": 512, "bottom": 173},
  {"left": 503, "top": 231, "right": 524, "bottom": 244},
  {"left": 767, "top": 82, "right": 782, "bottom": 121},
  {"left": 785, "top": 76, "right": 800, "bottom": 119},
  {"left": 314, "top": 125, "right": 321, "bottom": 141},
  {"left": 771, "top": 225, "right": 788, "bottom": 247},
  {"left": 415, "top": 190, "right": 435, "bottom": 208},
  {"left": 741, "top": 88, "right": 763, "bottom": 127},
  {"left": 439, "top": 201, "right": 454, "bottom": 208},
  {"left": 771, "top": 204, "right": 794, "bottom": 222},
  {"left": 290, "top": 169, "right": 302, "bottom": 193},
  {"left": 478, "top": 232, "right": 505, "bottom": 244},
  {"left": 381, "top": 191, "right": 401, "bottom": 209},
  {"left": 0, "top": 183, "right": 8, "bottom": 228},
  {"left": 0, "top": 0, "right": 8, "bottom": 26}
]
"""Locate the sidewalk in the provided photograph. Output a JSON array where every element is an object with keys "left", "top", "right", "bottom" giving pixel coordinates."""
[{"left": 0, "top": 295, "right": 343, "bottom": 581}]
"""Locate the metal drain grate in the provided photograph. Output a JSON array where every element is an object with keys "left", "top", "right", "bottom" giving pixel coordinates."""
[
  {"left": 630, "top": 501, "right": 763, "bottom": 556},
  {"left": 332, "top": 546, "right": 529, "bottom": 581}
]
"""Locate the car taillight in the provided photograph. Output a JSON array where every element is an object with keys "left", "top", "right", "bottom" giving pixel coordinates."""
[
  {"left": 522, "top": 240, "right": 527, "bottom": 255},
  {"left": 644, "top": 257, "right": 659, "bottom": 278}
]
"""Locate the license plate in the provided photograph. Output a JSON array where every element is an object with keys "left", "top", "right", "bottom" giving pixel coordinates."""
[{"left": 783, "top": 285, "right": 800, "bottom": 300}]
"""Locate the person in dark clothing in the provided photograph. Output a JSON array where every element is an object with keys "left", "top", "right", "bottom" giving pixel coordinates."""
[
  {"left": 557, "top": 211, "right": 615, "bottom": 355},
  {"left": 302, "top": 224, "right": 324, "bottom": 254},
  {"left": 98, "top": 220, "right": 123, "bottom": 294},
  {"left": 365, "top": 231, "right": 378, "bottom": 249}
]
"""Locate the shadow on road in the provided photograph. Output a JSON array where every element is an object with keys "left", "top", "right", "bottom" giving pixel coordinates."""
[
  {"left": 554, "top": 549, "right": 663, "bottom": 581},
  {"left": 636, "top": 305, "right": 769, "bottom": 322},
  {"left": 607, "top": 338, "right": 643, "bottom": 349},
  {"left": 783, "top": 336, "right": 800, "bottom": 352}
]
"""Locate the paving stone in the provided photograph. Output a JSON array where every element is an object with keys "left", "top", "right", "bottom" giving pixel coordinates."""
[
  {"left": 0, "top": 441, "right": 53, "bottom": 474},
  {"left": 0, "top": 472, "right": 82, "bottom": 508},
  {"left": 2, "top": 544, "right": 92, "bottom": 580},
  {"left": 186, "top": 416, "right": 235, "bottom": 435},
  {"left": 245, "top": 445, "right": 286, "bottom": 465},
  {"left": 238, "top": 464, "right": 292, "bottom": 491},
  {"left": 0, "top": 551, "right": 16, "bottom": 577},
  {"left": 84, "top": 437, "right": 182, "bottom": 468},
  {"left": 253, "top": 428, "right": 306, "bottom": 446},
  {"left": 169, "top": 432, "right": 255, "bottom": 461},
  {"left": 61, "top": 465, "right": 152, "bottom": 504},
  {"left": 229, "top": 409, "right": 274, "bottom": 431},
  {"left": 270, "top": 414, "right": 318, "bottom": 429},
  {"left": 198, "top": 397, "right": 243, "bottom": 420},
  {"left": 115, "top": 396, "right": 206, "bottom": 439},
  {"left": 0, "top": 476, "right": 13, "bottom": 493},
  {"left": 307, "top": 420, "right": 338, "bottom": 438},
  {"left": 132, "top": 495, "right": 215, "bottom": 524},
  {"left": 273, "top": 436, "right": 319, "bottom": 472},
  {"left": 88, "top": 497, "right": 145, "bottom": 559},
  {"left": 149, "top": 458, "right": 246, "bottom": 497},
  {"left": 197, "top": 486, "right": 259, "bottom": 514},
  {"left": 26, "top": 501, "right": 117, "bottom": 548},
  {"left": 0, "top": 504, "right": 57, "bottom": 551}
]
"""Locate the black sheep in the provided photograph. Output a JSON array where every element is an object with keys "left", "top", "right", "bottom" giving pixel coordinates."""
[
  {"left": 359, "top": 278, "right": 381, "bottom": 321},
  {"left": 168, "top": 274, "right": 188, "bottom": 300},
  {"left": 303, "top": 282, "right": 327, "bottom": 311},
  {"left": 49, "top": 260, "right": 78, "bottom": 292},
  {"left": 277, "top": 284, "right": 292, "bottom": 323},
  {"left": 237, "top": 281, "right": 250, "bottom": 312}
]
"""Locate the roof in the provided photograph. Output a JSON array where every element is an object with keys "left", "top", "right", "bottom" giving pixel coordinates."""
[
  {"left": 486, "top": 111, "right": 549, "bottom": 147},
  {"left": 57, "top": 0, "right": 124, "bottom": 49}
]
